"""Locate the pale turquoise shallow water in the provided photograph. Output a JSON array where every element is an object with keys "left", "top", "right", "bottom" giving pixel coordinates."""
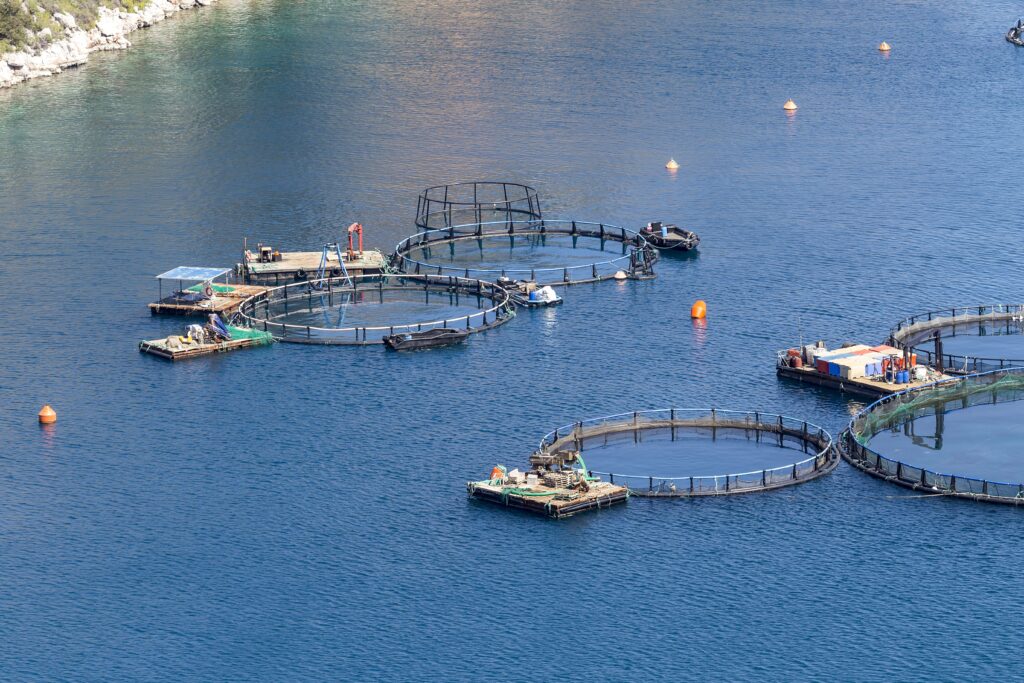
[{"left": 3, "top": 0, "right": 1024, "bottom": 680}]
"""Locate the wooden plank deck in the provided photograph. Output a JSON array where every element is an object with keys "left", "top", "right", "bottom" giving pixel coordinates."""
[
  {"left": 148, "top": 284, "right": 267, "bottom": 316},
  {"left": 467, "top": 479, "right": 628, "bottom": 518},
  {"left": 777, "top": 364, "right": 952, "bottom": 399},
  {"left": 139, "top": 336, "right": 266, "bottom": 361},
  {"left": 241, "top": 249, "right": 387, "bottom": 283}
]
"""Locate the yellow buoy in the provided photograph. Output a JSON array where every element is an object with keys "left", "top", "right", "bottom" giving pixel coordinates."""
[
  {"left": 38, "top": 404, "right": 56, "bottom": 424},
  {"left": 690, "top": 300, "right": 707, "bottom": 319},
  {"left": 878, "top": 41, "right": 891, "bottom": 52},
  {"left": 783, "top": 99, "right": 798, "bottom": 111},
  {"left": 665, "top": 158, "right": 680, "bottom": 170}
]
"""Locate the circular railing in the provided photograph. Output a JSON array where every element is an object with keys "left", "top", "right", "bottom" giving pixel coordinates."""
[
  {"left": 416, "top": 181, "right": 542, "bottom": 232},
  {"left": 391, "top": 219, "right": 657, "bottom": 286},
  {"left": 840, "top": 368, "right": 1024, "bottom": 504},
  {"left": 235, "top": 274, "right": 514, "bottom": 345},
  {"left": 889, "top": 304, "right": 1024, "bottom": 373},
  {"left": 533, "top": 408, "right": 837, "bottom": 497}
]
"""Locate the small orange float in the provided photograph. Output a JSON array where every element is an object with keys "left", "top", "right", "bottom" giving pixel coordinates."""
[
  {"left": 38, "top": 405, "right": 56, "bottom": 424},
  {"left": 690, "top": 300, "right": 707, "bottom": 319}
]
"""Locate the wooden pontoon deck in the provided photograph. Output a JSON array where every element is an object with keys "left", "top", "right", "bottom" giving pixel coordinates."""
[
  {"left": 777, "top": 364, "right": 953, "bottom": 399},
  {"left": 139, "top": 335, "right": 268, "bottom": 361},
  {"left": 240, "top": 249, "right": 386, "bottom": 284},
  {"left": 467, "top": 479, "right": 628, "bottom": 518},
  {"left": 148, "top": 284, "right": 268, "bottom": 316}
]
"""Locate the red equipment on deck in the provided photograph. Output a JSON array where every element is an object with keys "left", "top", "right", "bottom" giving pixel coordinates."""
[{"left": 347, "top": 223, "right": 364, "bottom": 259}]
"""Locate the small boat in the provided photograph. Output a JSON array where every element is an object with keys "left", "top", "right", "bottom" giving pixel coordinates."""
[
  {"left": 1008, "top": 21, "right": 1024, "bottom": 46},
  {"left": 383, "top": 327, "right": 469, "bottom": 350},
  {"left": 511, "top": 285, "right": 563, "bottom": 308},
  {"left": 641, "top": 221, "right": 700, "bottom": 251}
]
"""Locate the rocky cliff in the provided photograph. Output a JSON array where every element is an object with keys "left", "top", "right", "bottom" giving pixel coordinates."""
[{"left": 1, "top": 0, "right": 215, "bottom": 88}]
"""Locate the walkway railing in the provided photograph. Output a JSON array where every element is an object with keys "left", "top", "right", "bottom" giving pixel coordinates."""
[
  {"left": 536, "top": 408, "right": 837, "bottom": 497},
  {"left": 391, "top": 219, "right": 657, "bottom": 286},
  {"left": 235, "top": 274, "right": 513, "bottom": 345},
  {"left": 889, "top": 304, "right": 1024, "bottom": 372}
]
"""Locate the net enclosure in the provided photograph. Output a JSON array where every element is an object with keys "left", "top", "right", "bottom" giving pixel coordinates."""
[
  {"left": 531, "top": 409, "right": 838, "bottom": 497},
  {"left": 234, "top": 274, "right": 514, "bottom": 345},
  {"left": 842, "top": 368, "right": 1024, "bottom": 503},
  {"left": 889, "top": 304, "right": 1024, "bottom": 374},
  {"left": 391, "top": 219, "right": 658, "bottom": 286},
  {"left": 415, "top": 181, "right": 542, "bottom": 231}
]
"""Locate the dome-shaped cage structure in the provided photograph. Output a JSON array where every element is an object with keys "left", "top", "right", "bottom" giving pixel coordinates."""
[
  {"left": 840, "top": 368, "right": 1024, "bottom": 504},
  {"left": 235, "top": 274, "right": 514, "bottom": 345},
  {"left": 415, "top": 181, "right": 542, "bottom": 232},
  {"left": 532, "top": 408, "right": 838, "bottom": 497},
  {"left": 890, "top": 304, "right": 1024, "bottom": 374}
]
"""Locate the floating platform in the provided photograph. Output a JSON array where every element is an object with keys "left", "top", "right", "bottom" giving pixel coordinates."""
[
  {"left": 467, "top": 478, "right": 628, "bottom": 518},
  {"left": 148, "top": 284, "right": 268, "bottom": 316},
  {"left": 777, "top": 364, "right": 949, "bottom": 399},
  {"left": 139, "top": 335, "right": 267, "bottom": 361},
  {"left": 239, "top": 248, "right": 386, "bottom": 284},
  {"left": 640, "top": 221, "right": 700, "bottom": 252}
]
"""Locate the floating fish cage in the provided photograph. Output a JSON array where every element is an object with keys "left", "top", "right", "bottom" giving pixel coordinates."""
[
  {"left": 532, "top": 409, "right": 838, "bottom": 497},
  {"left": 391, "top": 219, "right": 657, "bottom": 286},
  {"left": 415, "top": 181, "right": 543, "bottom": 232},
  {"left": 890, "top": 304, "right": 1024, "bottom": 374},
  {"left": 234, "top": 274, "right": 513, "bottom": 345},
  {"left": 840, "top": 368, "right": 1024, "bottom": 504}
]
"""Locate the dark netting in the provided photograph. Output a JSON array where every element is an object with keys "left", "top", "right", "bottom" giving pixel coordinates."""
[
  {"left": 391, "top": 219, "right": 657, "bottom": 285},
  {"left": 415, "top": 181, "right": 542, "bottom": 232},
  {"left": 841, "top": 368, "right": 1024, "bottom": 503},
  {"left": 234, "top": 274, "right": 514, "bottom": 345},
  {"left": 533, "top": 409, "right": 838, "bottom": 497},
  {"left": 889, "top": 304, "right": 1024, "bottom": 374}
]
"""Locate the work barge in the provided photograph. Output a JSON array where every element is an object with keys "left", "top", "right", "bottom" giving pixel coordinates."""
[
  {"left": 237, "top": 224, "right": 386, "bottom": 285},
  {"left": 467, "top": 449, "right": 628, "bottom": 518},
  {"left": 777, "top": 341, "right": 952, "bottom": 399}
]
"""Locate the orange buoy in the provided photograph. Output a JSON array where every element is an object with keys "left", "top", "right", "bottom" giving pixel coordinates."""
[
  {"left": 665, "top": 158, "right": 680, "bottom": 170},
  {"left": 690, "top": 300, "right": 707, "bottom": 319},
  {"left": 38, "top": 404, "right": 56, "bottom": 424},
  {"left": 783, "top": 99, "right": 798, "bottom": 111},
  {"left": 878, "top": 41, "right": 891, "bottom": 52}
]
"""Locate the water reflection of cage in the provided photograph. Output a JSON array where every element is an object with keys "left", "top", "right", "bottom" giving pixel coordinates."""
[
  {"left": 532, "top": 409, "right": 838, "bottom": 497},
  {"left": 841, "top": 368, "right": 1024, "bottom": 503}
]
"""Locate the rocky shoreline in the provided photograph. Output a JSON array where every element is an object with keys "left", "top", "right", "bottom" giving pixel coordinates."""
[{"left": 0, "top": 0, "right": 215, "bottom": 89}]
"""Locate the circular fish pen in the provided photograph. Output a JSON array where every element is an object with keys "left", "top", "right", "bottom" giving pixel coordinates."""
[
  {"left": 416, "top": 181, "right": 543, "bottom": 231},
  {"left": 391, "top": 220, "right": 657, "bottom": 286},
  {"left": 235, "top": 274, "right": 513, "bottom": 345},
  {"left": 840, "top": 368, "right": 1024, "bottom": 504},
  {"left": 890, "top": 304, "right": 1024, "bottom": 374},
  {"left": 532, "top": 409, "right": 838, "bottom": 497}
]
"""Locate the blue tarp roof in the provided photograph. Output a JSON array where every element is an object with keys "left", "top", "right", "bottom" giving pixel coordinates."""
[{"left": 155, "top": 266, "right": 231, "bottom": 281}]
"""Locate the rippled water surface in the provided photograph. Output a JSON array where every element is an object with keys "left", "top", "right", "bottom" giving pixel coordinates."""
[{"left": 4, "top": 0, "right": 1024, "bottom": 680}]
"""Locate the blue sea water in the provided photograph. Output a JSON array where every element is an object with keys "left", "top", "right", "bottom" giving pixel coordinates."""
[{"left": 3, "top": 0, "right": 1024, "bottom": 680}]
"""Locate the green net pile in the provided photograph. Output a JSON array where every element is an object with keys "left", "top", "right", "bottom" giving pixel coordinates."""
[
  {"left": 226, "top": 326, "right": 274, "bottom": 345},
  {"left": 186, "top": 283, "right": 236, "bottom": 293},
  {"left": 854, "top": 371, "right": 1024, "bottom": 444}
]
